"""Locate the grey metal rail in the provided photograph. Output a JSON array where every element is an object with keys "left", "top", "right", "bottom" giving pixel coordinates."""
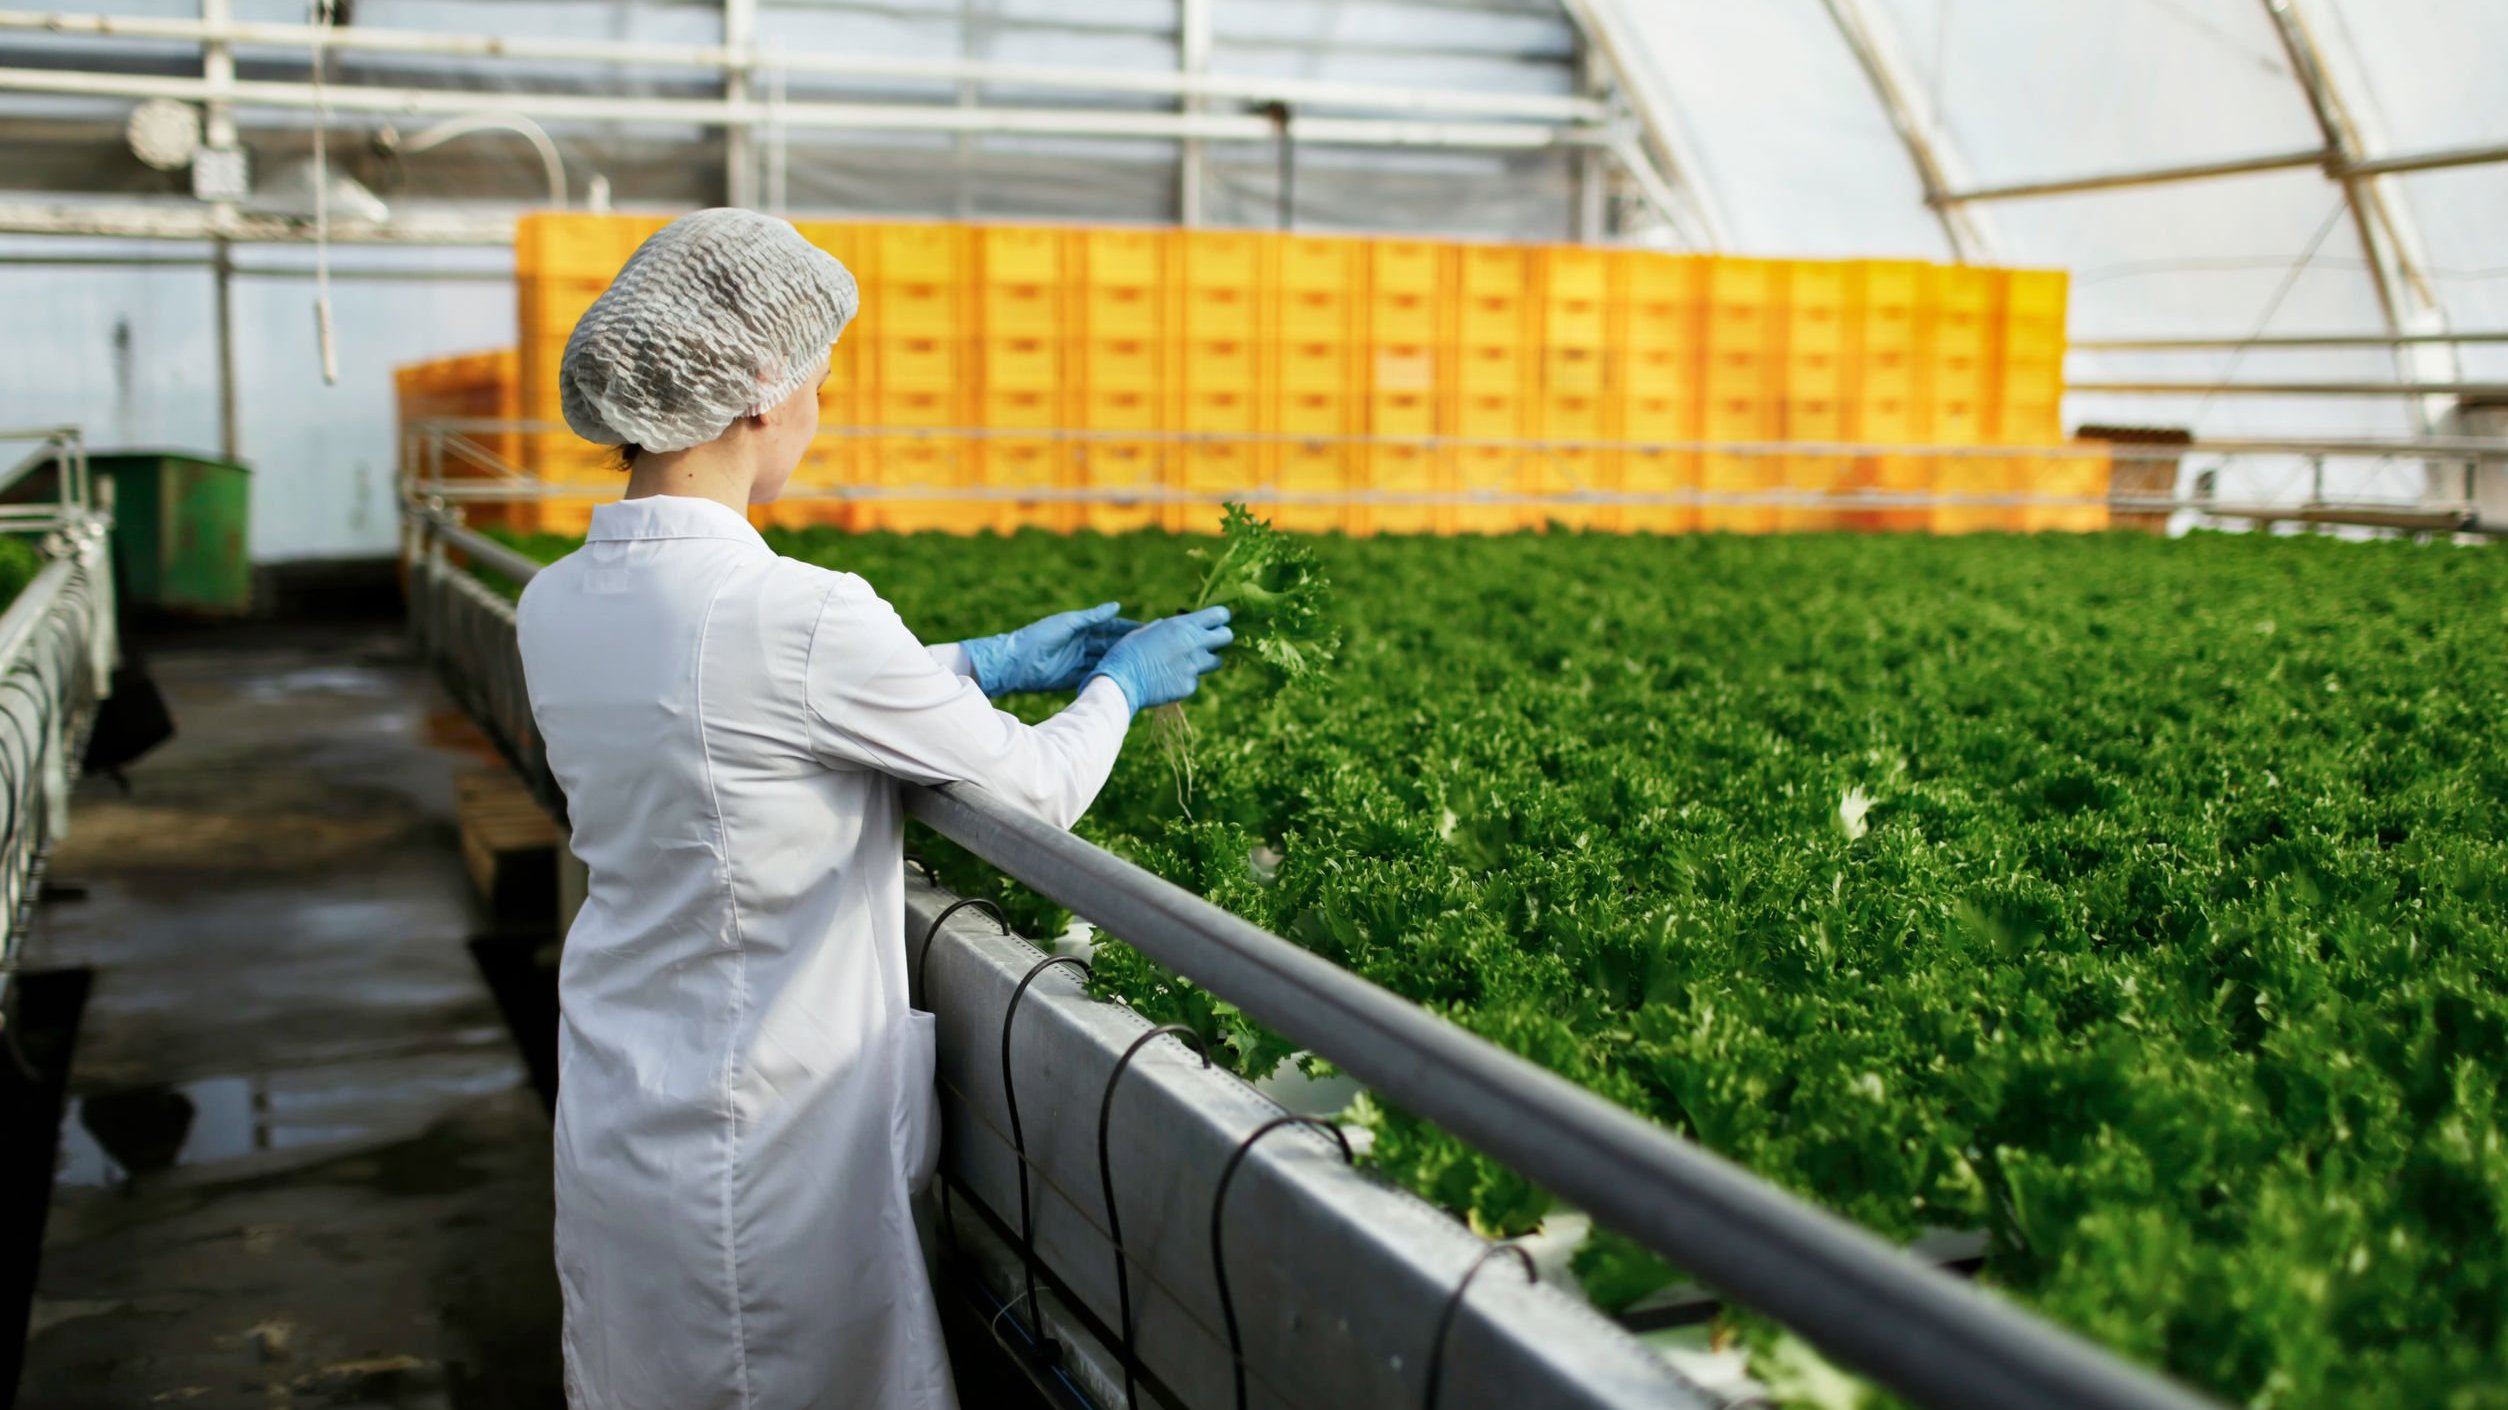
[
  {"left": 403, "top": 499, "right": 2221, "bottom": 1410},
  {"left": 0, "top": 438, "right": 116, "bottom": 1023}
]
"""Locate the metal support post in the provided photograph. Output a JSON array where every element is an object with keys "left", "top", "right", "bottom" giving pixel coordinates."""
[
  {"left": 2258, "top": 0, "right": 2457, "bottom": 438},
  {"left": 1818, "top": 0, "right": 1991, "bottom": 261},
  {"left": 1178, "top": 0, "right": 1210, "bottom": 227},
  {"left": 213, "top": 237, "right": 238, "bottom": 462},
  {"left": 723, "top": 0, "right": 756, "bottom": 208}
]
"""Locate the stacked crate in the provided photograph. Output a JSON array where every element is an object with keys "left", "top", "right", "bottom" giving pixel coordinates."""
[
  {"left": 1075, "top": 230, "right": 1170, "bottom": 535},
  {"left": 1528, "top": 247, "right": 1614, "bottom": 531},
  {"left": 1843, "top": 261, "right": 1929, "bottom": 533},
  {"left": 1447, "top": 245, "right": 1531, "bottom": 534},
  {"left": 1611, "top": 253, "right": 1703, "bottom": 535},
  {"left": 1360, "top": 240, "right": 1447, "bottom": 535},
  {"left": 860, "top": 224, "right": 975, "bottom": 533},
  {"left": 1699, "top": 257, "right": 1780, "bottom": 534},
  {"left": 433, "top": 214, "right": 2092, "bottom": 541},
  {"left": 393, "top": 348, "right": 527, "bottom": 529},
  {"left": 1270, "top": 236, "right": 1364, "bottom": 535},
  {"left": 1168, "top": 231, "right": 1270, "bottom": 533},
  {"left": 1998, "top": 270, "right": 2099, "bottom": 531},
  {"left": 1777, "top": 262, "right": 1851, "bottom": 532},
  {"left": 972, "top": 227, "right": 1072, "bottom": 533},
  {"left": 1924, "top": 265, "right": 2005, "bottom": 535}
]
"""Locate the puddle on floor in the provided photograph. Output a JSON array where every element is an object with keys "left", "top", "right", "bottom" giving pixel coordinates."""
[
  {"left": 237, "top": 666, "right": 399, "bottom": 702},
  {"left": 54, "top": 1048, "right": 527, "bottom": 1188}
]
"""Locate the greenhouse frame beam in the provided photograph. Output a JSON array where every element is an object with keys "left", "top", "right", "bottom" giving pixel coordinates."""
[
  {"left": 2257, "top": 0, "right": 2445, "bottom": 345},
  {"left": 0, "top": 8, "right": 1605, "bottom": 122},
  {"left": 1176, "top": 0, "right": 1210, "bottom": 228},
  {"left": 722, "top": 0, "right": 756, "bottom": 209},
  {"left": 0, "top": 197, "right": 514, "bottom": 242},
  {"left": 1937, "top": 147, "right": 2329, "bottom": 205},
  {"left": 1552, "top": 0, "right": 1729, "bottom": 249},
  {"left": 0, "top": 64, "right": 1579, "bottom": 148},
  {"left": 2068, "top": 378, "right": 2508, "bottom": 399},
  {"left": 2074, "top": 331, "right": 2508, "bottom": 352},
  {"left": 1936, "top": 137, "right": 2508, "bottom": 206},
  {"left": 1817, "top": 0, "right": 1992, "bottom": 262}
]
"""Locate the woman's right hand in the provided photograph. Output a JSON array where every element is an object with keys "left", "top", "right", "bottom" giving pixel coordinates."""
[{"left": 1084, "top": 607, "right": 1233, "bottom": 713}]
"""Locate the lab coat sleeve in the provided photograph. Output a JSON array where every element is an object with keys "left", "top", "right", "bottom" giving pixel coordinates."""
[
  {"left": 805, "top": 581, "right": 1131, "bottom": 830},
  {"left": 926, "top": 642, "right": 974, "bottom": 678}
]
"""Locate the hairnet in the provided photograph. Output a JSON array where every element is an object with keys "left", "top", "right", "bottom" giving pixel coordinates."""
[{"left": 558, "top": 208, "right": 859, "bottom": 454}]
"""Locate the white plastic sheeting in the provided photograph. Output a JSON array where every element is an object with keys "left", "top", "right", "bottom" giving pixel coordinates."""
[{"left": 1, "top": 0, "right": 2503, "bottom": 554}]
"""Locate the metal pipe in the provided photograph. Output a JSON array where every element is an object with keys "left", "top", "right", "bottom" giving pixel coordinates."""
[
  {"left": 0, "top": 199, "right": 514, "bottom": 244},
  {"left": 2072, "top": 331, "right": 2508, "bottom": 352},
  {"left": 393, "top": 112, "right": 569, "bottom": 209},
  {"left": 1817, "top": 0, "right": 1991, "bottom": 260},
  {"left": 1553, "top": 0, "right": 1730, "bottom": 249},
  {"left": 213, "top": 235, "right": 237, "bottom": 461},
  {"left": 0, "top": 8, "right": 1602, "bottom": 121},
  {"left": 1940, "top": 147, "right": 2329, "bottom": 205},
  {"left": 897, "top": 782, "right": 2219, "bottom": 1410},
  {"left": 2344, "top": 138, "right": 2508, "bottom": 180},
  {"left": 722, "top": 0, "right": 755, "bottom": 209},
  {"left": 1177, "top": 0, "right": 1210, "bottom": 229},
  {"left": 404, "top": 416, "right": 2508, "bottom": 462},
  {"left": 409, "top": 508, "right": 549, "bottom": 593},
  {"left": 0, "top": 64, "right": 1576, "bottom": 149},
  {"left": 1939, "top": 139, "right": 2508, "bottom": 207},
  {"left": 2069, "top": 378, "right": 2508, "bottom": 398}
]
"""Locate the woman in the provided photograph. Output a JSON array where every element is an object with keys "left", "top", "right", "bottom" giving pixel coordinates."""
[{"left": 515, "top": 208, "right": 1231, "bottom": 1410}]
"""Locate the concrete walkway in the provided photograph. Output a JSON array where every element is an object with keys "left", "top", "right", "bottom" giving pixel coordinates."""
[{"left": 14, "top": 624, "right": 563, "bottom": 1410}]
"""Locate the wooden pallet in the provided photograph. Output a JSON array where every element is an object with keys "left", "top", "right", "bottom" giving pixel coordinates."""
[{"left": 456, "top": 770, "right": 561, "bottom": 925}]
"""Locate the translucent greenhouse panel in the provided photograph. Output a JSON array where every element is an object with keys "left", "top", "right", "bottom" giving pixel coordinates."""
[
  {"left": 2392, "top": 167, "right": 2508, "bottom": 382},
  {"left": 1608, "top": 0, "right": 1948, "bottom": 258},
  {"left": 2315, "top": 0, "right": 2508, "bottom": 154},
  {"left": 1869, "top": 0, "right": 2324, "bottom": 189},
  {"left": 1211, "top": 0, "right": 1578, "bottom": 97}
]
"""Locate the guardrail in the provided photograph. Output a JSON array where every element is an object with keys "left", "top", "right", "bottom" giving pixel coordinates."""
[
  {"left": 403, "top": 498, "right": 2221, "bottom": 1410},
  {"left": 401, "top": 418, "right": 2495, "bottom": 540},
  {"left": 0, "top": 426, "right": 116, "bottom": 1021}
]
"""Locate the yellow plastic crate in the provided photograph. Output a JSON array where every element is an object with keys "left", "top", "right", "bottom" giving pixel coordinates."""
[
  {"left": 1080, "top": 336, "right": 1160, "bottom": 392},
  {"left": 978, "top": 336, "right": 1059, "bottom": 393},
  {"left": 1082, "top": 284, "right": 1163, "bottom": 340},
  {"left": 1167, "top": 443, "right": 1265, "bottom": 534},
  {"left": 1357, "top": 444, "right": 1442, "bottom": 536},
  {"left": 1279, "top": 389, "right": 1359, "bottom": 438},
  {"left": 1078, "top": 438, "right": 1166, "bottom": 535},
  {"left": 1179, "top": 336, "right": 1259, "bottom": 392},
  {"left": 1272, "top": 444, "right": 1352, "bottom": 535},
  {"left": 1080, "top": 229, "right": 1166, "bottom": 287},
  {"left": 1180, "top": 387, "right": 1259, "bottom": 433},
  {"left": 1620, "top": 252, "right": 1704, "bottom": 350},
  {"left": 1451, "top": 446, "right": 1524, "bottom": 534},
  {"left": 976, "top": 226, "right": 1067, "bottom": 285}
]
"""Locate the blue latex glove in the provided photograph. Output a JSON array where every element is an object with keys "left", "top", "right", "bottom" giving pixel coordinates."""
[
  {"left": 1084, "top": 607, "right": 1233, "bottom": 713},
  {"left": 961, "top": 602, "right": 1142, "bottom": 696}
]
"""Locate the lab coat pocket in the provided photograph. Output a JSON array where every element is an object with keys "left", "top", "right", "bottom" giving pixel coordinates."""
[{"left": 895, "top": 1008, "right": 942, "bottom": 1193}]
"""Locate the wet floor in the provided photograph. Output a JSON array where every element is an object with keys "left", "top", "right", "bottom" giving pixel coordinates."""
[{"left": 12, "top": 624, "right": 563, "bottom": 1410}]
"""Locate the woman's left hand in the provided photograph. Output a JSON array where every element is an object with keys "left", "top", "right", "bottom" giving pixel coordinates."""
[{"left": 962, "top": 603, "right": 1143, "bottom": 696}]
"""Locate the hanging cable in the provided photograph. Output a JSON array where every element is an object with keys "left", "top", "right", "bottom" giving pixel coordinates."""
[{"left": 309, "top": 0, "right": 338, "bottom": 386}]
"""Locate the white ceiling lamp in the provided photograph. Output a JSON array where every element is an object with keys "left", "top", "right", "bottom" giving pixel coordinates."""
[{"left": 125, "top": 97, "right": 200, "bottom": 171}]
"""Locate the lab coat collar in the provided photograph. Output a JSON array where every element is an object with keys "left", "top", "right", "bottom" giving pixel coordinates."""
[{"left": 587, "top": 495, "right": 769, "bottom": 550}]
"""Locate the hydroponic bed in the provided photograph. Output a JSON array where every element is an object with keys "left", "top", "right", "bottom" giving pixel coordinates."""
[{"left": 487, "top": 524, "right": 2508, "bottom": 1408}]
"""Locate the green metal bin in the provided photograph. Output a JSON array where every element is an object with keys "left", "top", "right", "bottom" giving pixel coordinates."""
[{"left": 91, "top": 451, "right": 253, "bottom": 615}]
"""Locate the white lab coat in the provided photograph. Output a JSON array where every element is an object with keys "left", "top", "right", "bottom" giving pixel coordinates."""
[{"left": 515, "top": 494, "right": 1131, "bottom": 1410}]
